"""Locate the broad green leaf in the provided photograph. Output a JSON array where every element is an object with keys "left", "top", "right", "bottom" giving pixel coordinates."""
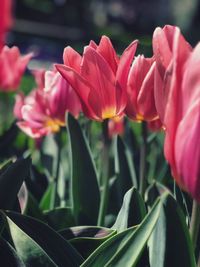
[
  {"left": 0, "top": 158, "right": 31, "bottom": 210},
  {"left": 44, "top": 207, "right": 75, "bottom": 230},
  {"left": 114, "top": 137, "right": 137, "bottom": 206},
  {"left": 1, "top": 212, "right": 57, "bottom": 267},
  {"left": 60, "top": 226, "right": 116, "bottom": 258},
  {"left": 5, "top": 211, "right": 84, "bottom": 266},
  {"left": 67, "top": 114, "right": 100, "bottom": 225},
  {"left": 0, "top": 237, "right": 26, "bottom": 267},
  {"left": 81, "top": 198, "right": 162, "bottom": 267},
  {"left": 149, "top": 193, "right": 196, "bottom": 267},
  {"left": 112, "top": 187, "right": 146, "bottom": 232}
]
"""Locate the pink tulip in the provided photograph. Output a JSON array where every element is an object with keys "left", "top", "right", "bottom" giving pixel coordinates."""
[
  {"left": 153, "top": 25, "right": 200, "bottom": 201},
  {"left": 0, "top": 46, "right": 32, "bottom": 92},
  {"left": 125, "top": 55, "right": 157, "bottom": 122},
  {"left": 56, "top": 36, "right": 138, "bottom": 121},
  {"left": 0, "top": 0, "right": 12, "bottom": 48},
  {"left": 173, "top": 44, "right": 200, "bottom": 200},
  {"left": 15, "top": 69, "right": 81, "bottom": 138},
  {"left": 153, "top": 25, "right": 191, "bottom": 124}
]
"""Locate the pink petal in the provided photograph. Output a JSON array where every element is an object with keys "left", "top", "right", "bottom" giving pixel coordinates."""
[
  {"left": 63, "top": 46, "right": 82, "bottom": 73},
  {"left": 56, "top": 64, "right": 100, "bottom": 120},
  {"left": 97, "top": 35, "right": 119, "bottom": 73},
  {"left": 81, "top": 46, "right": 117, "bottom": 118},
  {"left": 175, "top": 99, "right": 200, "bottom": 201},
  {"left": 116, "top": 40, "right": 138, "bottom": 90}
]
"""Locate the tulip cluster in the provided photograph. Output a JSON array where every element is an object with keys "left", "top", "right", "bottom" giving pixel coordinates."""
[
  {"left": 11, "top": 25, "right": 200, "bottom": 203},
  {"left": 55, "top": 28, "right": 199, "bottom": 202}
]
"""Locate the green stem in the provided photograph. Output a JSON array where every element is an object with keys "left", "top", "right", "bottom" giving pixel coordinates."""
[
  {"left": 98, "top": 120, "right": 110, "bottom": 226},
  {"left": 50, "top": 131, "right": 62, "bottom": 209},
  {"left": 190, "top": 200, "right": 200, "bottom": 250},
  {"left": 139, "top": 122, "right": 148, "bottom": 197}
]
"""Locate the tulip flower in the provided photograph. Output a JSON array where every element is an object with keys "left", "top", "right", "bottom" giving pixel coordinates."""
[
  {"left": 153, "top": 25, "right": 200, "bottom": 202},
  {"left": 0, "top": 46, "right": 32, "bottom": 92},
  {"left": 153, "top": 25, "right": 191, "bottom": 124},
  {"left": 152, "top": 25, "right": 192, "bottom": 178},
  {"left": 56, "top": 35, "right": 138, "bottom": 121},
  {"left": 173, "top": 44, "right": 200, "bottom": 201},
  {"left": 15, "top": 69, "right": 81, "bottom": 138},
  {"left": 125, "top": 55, "right": 157, "bottom": 122},
  {"left": 0, "top": 0, "right": 12, "bottom": 48}
]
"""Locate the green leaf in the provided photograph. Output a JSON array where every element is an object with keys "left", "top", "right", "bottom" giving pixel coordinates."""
[
  {"left": 44, "top": 207, "right": 75, "bottom": 230},
  {"left": 41, "top": 134, "right": 58, "bottom": 178},
  {"left": 60, "top": 226, "right": 116, "bottom": 258},
  {"left": 5, "top": 211, "right": 84, "bottom": 266},
  {"left": 1, "top": 212, "right": 57, "bottom": 267},
  {"left": 149, "top": 193, "right": 196, "bottom": 267},
  {"left": 23, "top": 192, "right": 45, "bottom": 221},
  {"left": 67, "top": 114, "right": 100, "bottom": 225},
  {"left": 114, "top": 136, "right": 137, "bottom": 207},
  {"left": 0, "top": 158, "right": 31, "bottom": 210},
  {"left": 81, "top": 198, "right": 162, "bottom": 267},
  {"left": 112, "top": 187, "right": 146, "bottom": 232},
  {"left": 0, "top": 237, "right": 26, "bottom": 267},
  {"left": 145, "top": 182, "right": 171, "bottom": 207},
  {"left": 39, "top": 182, "right": 58, "bottom": 211}
]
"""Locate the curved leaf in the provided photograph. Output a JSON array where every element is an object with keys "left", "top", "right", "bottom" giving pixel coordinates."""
[
  {"left": 5, "top": 211, "right": 83, "bottom": 267},
  {"left": 67, "top": 114, "right": 100, "bottom": 225},
  {"left": 149, "top": 193, "right": 196, "bottom": 267},
  {"left": 0, "top": 237, "right": 26, "bottom": 267},
  {"left": 60, "top": 226, "right": 116, "bottom": 258},
  {"left": 82, "top": 198, "right": 162, "bottom": 267},
  {"left": 112, "top": 187, "right": 146, "bottom": 232}
]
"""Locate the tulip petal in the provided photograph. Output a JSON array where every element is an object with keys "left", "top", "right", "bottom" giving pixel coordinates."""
[
  {"left": 81, "top": 46, "right": 117, "bottom": 118},
  {"left": 97, "top": 35, "right": 119, "bottom": 73},
  {"left": 138, "top": 61, "right": 157, "bottom": 120},
  {"left": 56, "top": 64, "right": 100, "bottom": 120},
  {"left": 175, "top": 100, "right": 200, "bottom": 201},
  {"left": 116, "top": 40, "right": 138, "bottom": 90},
  {"left": 116, "top": 40, "right": 138, "bottom": 114},
  {"left": 63, "top": 46, "right": 82, "bottom": 73},
  {"left": 182, "top": 43, "right": 200, "bottom": 114},
  {"left": 153, "top": 26, "right": 174, "bottom": 74}
]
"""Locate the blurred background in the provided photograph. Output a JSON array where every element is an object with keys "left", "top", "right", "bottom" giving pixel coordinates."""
[{"left": 4, "top": 0, "right": 200, "bottom": 66}]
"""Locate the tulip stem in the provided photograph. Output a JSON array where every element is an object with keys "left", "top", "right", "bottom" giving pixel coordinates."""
[
  {"left": 98, "top": 120, "right": 110, "bottom": 226},
  {"left": 190, "top": 200, "right": 200, "bottom": 250},
  {"left": 50, "top": 132, "right": 62, "bottom": 209},
  {"left": 139, "top": 122, "right": 148, "bottom": 197}
]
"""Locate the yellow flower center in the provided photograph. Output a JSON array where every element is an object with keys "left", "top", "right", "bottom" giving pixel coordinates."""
[
  {"left": 136, "top": 113, "right": 144, "bottom": 122},
  {"left": 45, "top": 119, "right": 65, "bottom": 133},
  {"left": 102, "top": 107, "right": 116, "bottom": 120}
]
